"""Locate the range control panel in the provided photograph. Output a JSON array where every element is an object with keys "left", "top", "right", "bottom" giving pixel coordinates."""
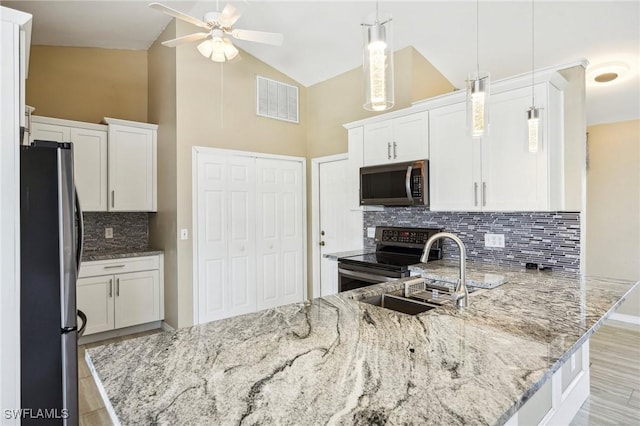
[{"left": 374, "top": 227, "right": 443, "bottom": 247}]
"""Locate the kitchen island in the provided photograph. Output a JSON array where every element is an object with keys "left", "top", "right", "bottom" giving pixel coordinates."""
[{"left": 86, "top": 262, "right": 638, "bottom": 425}]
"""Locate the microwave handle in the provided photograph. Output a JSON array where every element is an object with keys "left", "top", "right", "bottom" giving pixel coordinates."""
[{"left": 405, "top": 166, "right": 413, "bottom": 200}]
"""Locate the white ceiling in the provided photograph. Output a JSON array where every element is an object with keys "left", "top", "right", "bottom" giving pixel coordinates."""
[{"left": 3, "top": 1, "right": 639, "bottom": 125}]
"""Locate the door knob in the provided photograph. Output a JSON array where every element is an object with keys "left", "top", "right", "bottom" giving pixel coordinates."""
[
  {"left": 319, "top": 241, "right": 325, "bottom": 246},
  {"left": 320, "top": 230, "right": 325, "bottom": 236}
]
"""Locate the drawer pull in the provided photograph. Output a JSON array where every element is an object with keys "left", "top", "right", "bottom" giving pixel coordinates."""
[{"left": 104, "top": 264, "right": 125, "bottom": 269}]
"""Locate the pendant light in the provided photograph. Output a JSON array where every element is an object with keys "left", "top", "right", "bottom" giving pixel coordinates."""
[
  {"left": 527, "top": 0, "right": 541, "bottom": 153},
  {"left": 467, "top": 0, "right": 490, "bottom": 138},
  {"left": 362, "top": 1, "right": 394, "bottom": 112}
]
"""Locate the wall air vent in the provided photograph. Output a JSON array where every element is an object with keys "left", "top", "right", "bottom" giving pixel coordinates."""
[{"left": 256, "top": 76, "right": 299, "bottom": 124}]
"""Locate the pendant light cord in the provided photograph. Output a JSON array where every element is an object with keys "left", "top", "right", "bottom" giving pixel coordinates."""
[
  {"left": 476, "top": 0, "right": 480, "bottom": 75},
  {"left": 375, "top": 0, "right": 379, "bottom": 23},
  {"left": 531, "top": 0, "right": 535, "bottom": 106}
]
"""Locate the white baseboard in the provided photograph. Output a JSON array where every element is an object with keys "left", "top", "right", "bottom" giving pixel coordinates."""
[
  {"left": 609, "top": 313, "right": 640, "bottom": 326},
  {"left": 78, "top": 321, "right": 163, "bottom": 345},
  {"left": 161, "top": 321, "right": 175, "bottom": 332}
]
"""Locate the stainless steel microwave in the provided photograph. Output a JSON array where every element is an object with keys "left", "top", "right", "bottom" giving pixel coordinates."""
[{"left": 360, "top": 160, "right": 429, "bottom": 206}]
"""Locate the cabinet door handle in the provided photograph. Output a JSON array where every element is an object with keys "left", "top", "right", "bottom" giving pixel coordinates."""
[
  {"left": 393, "top": 142, "right": 397, "bottom": 159},
  {"left": 116, "top": 278, "right": 120, "bottom": 297},
  {"left": 482, "top": 182, "right": 487, "bottom": 207},
  {"left": 474, "top": 182, "right": 478, "bottom": 206},
  {"left": 104, "top": 264, "right": 125, "bottom": 269},
  {"left": 109, "top": 278, "right": 113, "bottom": 298},
  {"left": 387, "top": 142, "right": 392, "bottom": 160},
  {"left": 111, "top": 190, "right": 115, "bottom": 208}
]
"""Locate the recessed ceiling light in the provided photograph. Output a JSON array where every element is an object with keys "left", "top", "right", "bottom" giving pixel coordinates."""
[{"left": 587, "top": 62, "right": 630, "bottom": 86}]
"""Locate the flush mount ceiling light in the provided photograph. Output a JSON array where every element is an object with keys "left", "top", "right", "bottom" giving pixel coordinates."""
[
  {"left": 149, "top": 2, "right": 283, "bottom": 63},
  {"left": 586, "top": 62, "right": 630, "bottom": 86},
  {"left": 362, "top": 1, "right": 394, "bottom": 112},
  {"left": 466, "top": 0, "right": 490, "bottom": 139}
]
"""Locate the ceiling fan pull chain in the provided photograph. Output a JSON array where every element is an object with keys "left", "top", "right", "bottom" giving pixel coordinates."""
[{"left": 220, "top": 62, "right": 224, "bottom": 128}]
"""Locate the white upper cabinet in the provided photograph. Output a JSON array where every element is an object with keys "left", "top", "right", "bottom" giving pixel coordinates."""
[
  {"left": 429, "top": 102, "right": 482, "bottom": 211},
  {"left": 29, "top": 116, "right": 157, "bottom": 212},
  {"left": 105, "top": 118, "right": 158, "bottom": 212},
  {"left": 363, "top": 111, "right": 429, "bottom": 166},
  {"left": 482, "top": 84, "right": 552, "bottom": 211},
  {"left": 29, "top": 121, "right": 70, "bottom": 143},
  {"left": 429, "top": 79, "right": 565, "bottom": 212},
  {"left": 70, "top": 127, "right": 108, "bottom": 211},
  {"left": 30, "top": 117, "right": 108, "bottom": 212}
]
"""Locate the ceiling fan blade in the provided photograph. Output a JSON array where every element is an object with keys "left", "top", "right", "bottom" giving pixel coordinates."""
[
  {"left": 231, "top": 29, "right": 283, "bottom": 46},
  {"left": 219, "top": 3, "right": 243, "bottom": 27},
  {"left": 161, "top": 32, "right": 210, "bottom": 47},
  {"left": 149, "top": 3, "right": 209, "bottom": 29}
]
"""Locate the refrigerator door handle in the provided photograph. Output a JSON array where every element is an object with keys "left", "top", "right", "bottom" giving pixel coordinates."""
[
  {"left": 77, "top": 310, "right": 87, "bottom": 336},
  {"left": 75, "top": 188, "right": 84, "bottom": 274}
]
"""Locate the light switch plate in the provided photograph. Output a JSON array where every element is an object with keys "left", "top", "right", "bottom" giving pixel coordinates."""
[
  {"left": 367, "top": 227, "right": 376, "bottom": 238},
  {"left": 105, "top": 228, "right": 113, "bottom": 239},
  {"left": 484, "top": 233, "right": 505, "bottom": 248},
  {"left": 180, "top": 229, "right": 188, "bottom": 240}
]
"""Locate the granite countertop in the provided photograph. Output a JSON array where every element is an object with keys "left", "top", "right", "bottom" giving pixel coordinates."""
[
  {"left": 411, "top": 260, "right": 510, "bottom": 289},
  {"left": 87, "top": 265, "right": 639, "bottom": 425},
  {"left": 82, "top": 249, "right": 164, "bottom": 262},
  {"left": 323, "top": 249, "right": 371, "bottom": 260}
]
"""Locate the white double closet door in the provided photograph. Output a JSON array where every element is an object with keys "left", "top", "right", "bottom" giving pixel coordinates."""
[{"left": 196, "top": 150, "right": 305, "bottom": 324}]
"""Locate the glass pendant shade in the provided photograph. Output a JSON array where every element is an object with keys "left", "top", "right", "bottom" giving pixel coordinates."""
[
  {"left": 466, "top": 72, "right": 490, "bottom": 138},
  {"left": 527, "top": 107, "right": 541, "bottom": 153},
  {"left": 362, "top": 16, "right": 394, "bottom": 112}
]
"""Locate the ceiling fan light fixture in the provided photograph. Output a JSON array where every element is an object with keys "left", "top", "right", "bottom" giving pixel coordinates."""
[
  {"left": 197, "top": 39, "right": 214, "bottom": 58},
  {"left": 223, "top": 38, "right": 239, "bottom": 61}
]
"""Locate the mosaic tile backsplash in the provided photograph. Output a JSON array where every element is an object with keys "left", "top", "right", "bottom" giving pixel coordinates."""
[
  {"left": 82, "top": 212, "right": 149, "bottom": 254},
  {"left": 364, "top": 209, "right": 581, "bottom": 273}
]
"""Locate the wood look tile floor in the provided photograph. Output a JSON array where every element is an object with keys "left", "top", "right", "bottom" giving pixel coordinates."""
[
  {"left": 77, "top": 322, "right": 640, "bottom": 426},
  {"left": 571, "top": 321, "right": 640, "bottom": 426}
]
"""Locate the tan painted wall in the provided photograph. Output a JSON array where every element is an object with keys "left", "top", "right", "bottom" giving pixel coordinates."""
[
  {"left": 171, "top": 20, "right": 308, "bottom": 327},
  {"left": 305, "top": 46, "right": 454, "bottom": 159},
  {"left": 26, "top": 45, "right": 147, "bottom": 123},
  {"left": 586, "top": 120, "right": 640, "bottom": 316},
  {"left": 148, "top": 22, "right": 179, "bottom": 328}
]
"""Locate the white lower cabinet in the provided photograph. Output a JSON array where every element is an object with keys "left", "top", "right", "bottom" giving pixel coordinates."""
[
  {"left": 505, "top": 341, "right": 590, "bottom": 426},
  {"left": 77, "top": 255, "right": 164, "bottom": 336}
]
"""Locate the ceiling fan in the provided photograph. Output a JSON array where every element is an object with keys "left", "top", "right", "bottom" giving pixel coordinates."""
[{"left": 149, "top": 2, "right": 284, "bottom": 62}]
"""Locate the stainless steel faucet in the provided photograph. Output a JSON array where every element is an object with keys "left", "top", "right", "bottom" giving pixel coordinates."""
[{"left": 420, "top": 232, "right": 469, "bottom": 308}]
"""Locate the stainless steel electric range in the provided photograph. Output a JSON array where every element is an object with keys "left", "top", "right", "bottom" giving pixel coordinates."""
[{"left": 337, "top": 226, "right": 443, "bottom": 292}]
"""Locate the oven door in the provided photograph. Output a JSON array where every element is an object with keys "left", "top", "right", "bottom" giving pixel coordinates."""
[{"left": 338, "top": 264, "right": 403, "bottom": 292}]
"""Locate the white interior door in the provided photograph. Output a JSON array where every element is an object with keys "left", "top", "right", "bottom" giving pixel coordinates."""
[
  {"left": 226, "top": 156, "right": 257, "bottom": 317},
  {"left": 318, "top": 159, "right": 363, "bottom": 296},
  {"left": 196, "top": 155, "right": 229, "bottom": 323},
  {"left": 256, "top": 158, "right": 304, "bottom": 310}
]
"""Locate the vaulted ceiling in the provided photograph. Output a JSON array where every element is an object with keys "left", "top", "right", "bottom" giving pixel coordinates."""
[{"left": 4, "top": 1, "right": 639, "bottom": 125}]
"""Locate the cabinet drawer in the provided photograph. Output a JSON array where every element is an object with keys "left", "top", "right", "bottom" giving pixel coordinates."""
[{"left": 79, "top": 255, "right": 160, "bottom": 278}]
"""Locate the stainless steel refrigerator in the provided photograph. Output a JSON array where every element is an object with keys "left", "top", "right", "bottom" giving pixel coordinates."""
[{"left": 20, "top": 140, "right": 86, "bottom": 426}]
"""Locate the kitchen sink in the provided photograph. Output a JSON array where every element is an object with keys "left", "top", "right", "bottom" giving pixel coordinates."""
[{"left": 360, "top": 293, "right": 441, "bottom": 316}]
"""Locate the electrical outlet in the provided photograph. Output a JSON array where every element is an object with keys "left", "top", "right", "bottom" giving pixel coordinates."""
[
  {"left": 484, "top": 233, "right": 505, "bottom": 248},
  {"left": 180, "top": 229, "right": 188, "bottom": 240},
  {"left": 105, "top": 228, "right": 113, "bottom": 239},
  {"left": 367, "top": 227, "right": 376, "bottom": 238}
]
